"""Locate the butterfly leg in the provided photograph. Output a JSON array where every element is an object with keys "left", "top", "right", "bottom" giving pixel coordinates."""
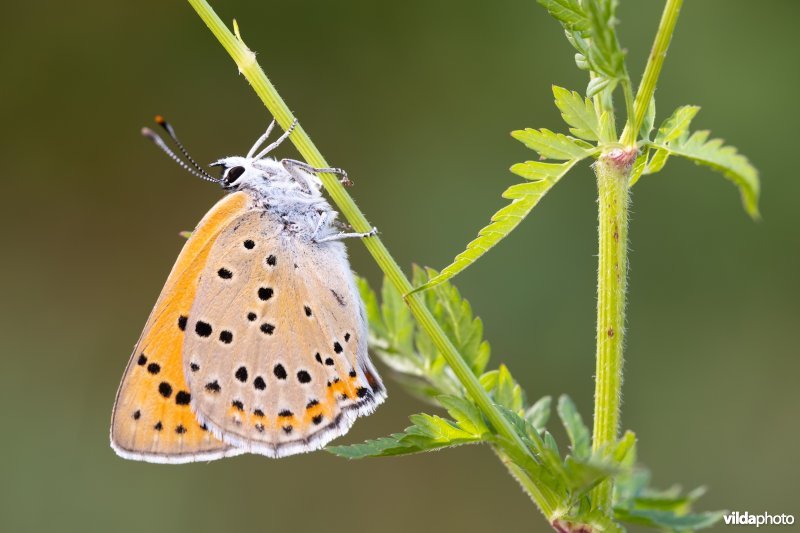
[
  {"left": 312, "top": 211, "right": 377, "bottom": 243},
  {"left": 246, "top": 120, "right": 277, "bottom": 158},
  {"left": 253, "top": 119, "right": 299, "bottom": 159},
  {"left": 315, "top": 227, "right": 378, "bottom": 242},
  {"left": 282, "top": 159, "right": 353, "bottom": 187}
]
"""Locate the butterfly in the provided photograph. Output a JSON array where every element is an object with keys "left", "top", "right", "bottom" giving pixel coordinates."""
[{"left": 110, "top": 117, "right": 385, "bottom": 463}]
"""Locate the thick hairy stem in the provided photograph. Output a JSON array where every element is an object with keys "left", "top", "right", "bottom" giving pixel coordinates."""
[{"left": 591, "top": 148, "right": 634, "bottom": 511}]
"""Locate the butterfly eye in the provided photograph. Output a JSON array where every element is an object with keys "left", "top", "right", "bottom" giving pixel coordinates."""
[{"left": 224, "top": 166, "right": 246, "bottom": 185}]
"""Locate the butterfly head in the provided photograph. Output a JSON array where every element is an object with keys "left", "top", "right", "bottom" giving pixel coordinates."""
[
  {"left": 143, "top": 117, "right": 304, "bottom": 194},
  {"left": 212, "top": 157, "right": 258, "bottom": 190},
  {"left": 210, "top": 156, "right": 293, "bottom": 194}
]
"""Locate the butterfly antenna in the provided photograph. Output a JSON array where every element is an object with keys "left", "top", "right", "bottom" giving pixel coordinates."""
[
  {"left": 254, "top": 119, "right": 298, "bottom": 160},
  {"left": 153, "top": 116, "right": 218, "bottom": 181},
  {"left": 141, "top": 127, "right": 220, "bottom": 183}
]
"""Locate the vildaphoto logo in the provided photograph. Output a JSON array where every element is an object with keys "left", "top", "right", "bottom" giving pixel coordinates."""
[{"left": 723, "top": 511, "right": 795, "bottom": 527}]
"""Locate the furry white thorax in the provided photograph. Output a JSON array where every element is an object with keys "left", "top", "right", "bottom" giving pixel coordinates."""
[{"left": 213, "top": 156, "right": 340, "bottom": 242}]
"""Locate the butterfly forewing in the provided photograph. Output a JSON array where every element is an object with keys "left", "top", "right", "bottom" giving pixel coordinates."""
[
  {"left": 110, "top": 193, "right": 250, "bottom": 463},
  {"left": 183, "top": 209, "right": 385, "bottom": 457}
]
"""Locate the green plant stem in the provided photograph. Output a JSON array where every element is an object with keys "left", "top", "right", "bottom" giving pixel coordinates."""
[
  {"left": 185, "top": 0, "right": 559, "bottom": 519},
  {"left": 591, "top": 151, "right": 632, "bottom": 512},
  {"left": 621, "top": 0, "right": 684, "bottom": 146}
]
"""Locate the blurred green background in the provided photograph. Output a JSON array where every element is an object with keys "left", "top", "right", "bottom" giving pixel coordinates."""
[{"left": 1, "top": 1, "right": 798, "bottom": 531}]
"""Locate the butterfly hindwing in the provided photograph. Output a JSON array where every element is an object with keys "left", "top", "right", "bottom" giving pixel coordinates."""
[
  {"left": 183, "top": 209, "right": 386, "bottom": 457},
  {"left": 110, "top": 192, "right": 251, "bottom": 463}
]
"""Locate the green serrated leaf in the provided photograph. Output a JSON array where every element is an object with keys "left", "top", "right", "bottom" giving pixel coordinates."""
[
  {"left": 536, "top": 0, "right": 590, "bottom": 31},
  {"left": 496, "top": 406, "right": 571, "bottom": 489},
  {"left": 408, "top": 267, "right": 492, "bottom": 378},
  {"left": 327, "top": 435, "right": 411, "bottom": 458},
  {"left": 410, "top": 159, "right": 581, "bottom": 293},
  {"left": 655, "top": 105, "right": 701, "bottom": 144},
  {"left": 408, "top": 413, "right": 478, "bottom": 442},
  {"left": 542, "top": 430, "right": 559, "bottom": 453},
  {"left": 615, "top": 508, "right": 725, "bottom": 530},
  {"left": 564, "top": 456, "right": 616, "bottom": 497},
  {"left": 329, "top": 413, "right": 485, "bottom": 459},
  {"left": 438, "top": 395, "right": 488, "bottom": 436},
  {"left": 583, "top": 0, "right": 625, "bottom": 81},
  {"left": 380, "top": 275, "right": 414, "bottom": 354},
  {"left": 612, "top": 430, "right": 636, "bottom": 464},
  {"left": 640, "top": 96, "right": 656, "bottom": 140},
  {"left": 646, "top": 109, "right": 760, "bottom": 218},
  {"left": 564, "top": 29, "right": 589, "bottom": 57},
  {"left": 479, "top": 369, "right": 499, "bottom": 392},
  {"left": 644, "top": 147, "right": 669, "bottom": 175},
  {"left": 495, "top": 364, "right": 524, "bottom": 413},
  {"left": 540, "top": 0, "right": 623, "bottom": 81},
  {"left": 598, "top": 111, "right": 616, "bottom": 143},
  {"left": 557, "top": 395, "right": 591, "bottom": 460},
  {"left": 552, "top": 86, "right": 601, "bottom": 142},
  {"left": 357, "top": 276, "right": 385, "bottom": 339},
  {"left": 628, "top": 147, "right": 648, "bottom": 187},
  {"left": 511, "top": 128, "right": 592, "bottom": 160},
  {"left": 525, "top": 396, "right": 552, "bottom": 431}
]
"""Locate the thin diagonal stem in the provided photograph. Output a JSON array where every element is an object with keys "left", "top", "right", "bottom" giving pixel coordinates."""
[
  {"left": 186, "top": 0, "right": 559, "bottom": 519},
  {"left": 621, "top": 0, "right": 684, "bottom": 146}
]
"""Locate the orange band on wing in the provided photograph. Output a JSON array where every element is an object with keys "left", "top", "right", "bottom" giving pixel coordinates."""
[{"left": 111, "top": 192, "right": 251, "bottom": 463}]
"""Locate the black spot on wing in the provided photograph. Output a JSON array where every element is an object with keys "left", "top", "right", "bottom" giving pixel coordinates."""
[
  {"left": 195, "top": 321, "right": 212, "bottom": 337},
  {"left": 158, "top": 382, "right": 173, "bottom": 398},
  {"left": 175, "top": 391, "right": 191, "bottom": 405},
  {"left": 258, "top": 287, "right": 274, "bottom": 301}
]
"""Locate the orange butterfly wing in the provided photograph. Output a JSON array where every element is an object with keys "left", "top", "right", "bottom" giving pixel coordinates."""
[{"left": 111, "top": 192, "right": 251, "bottom": 463}]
